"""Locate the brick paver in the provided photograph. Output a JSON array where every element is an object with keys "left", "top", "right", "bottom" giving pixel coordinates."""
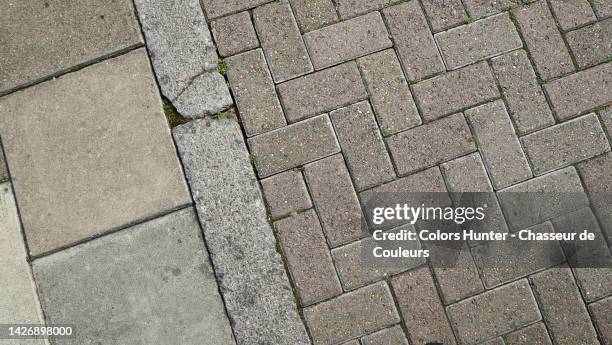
[
  {"left": 566, "top": 18, "right": 612, "bottom": 68},
  {"left": 335, "top": 0, "right": 399, "bottom": 19},
  {"left": 361, "top": 325, "right": 409, "bottom": 345},
  {"left": 549, "top": 0, "right": 596, "bottom": 31},
  {"left": 588, "top": 297, "right": 612, "bottom": 345},
  {"left": 463, "top": 0, "right": 522, "bottom": 18},
  {"left": 431, "top": 247, "right": 486, "bottom": 305},
  {"left": 505, "top": 322, "right": 552, "bottom": 345},
  {"left": 202, "top": 0, "right": 272, "bottom": 19},
  {"left": 211, "top": 11, "right": 259, "bottom": 57},
  {"left": 261, "top": 170, "right": 312, "bottom": 219},
  {"left": 288, "top": 0, "right": 338, "bottom": 32},
  {"left": 421, "top": 0, "right": 468, "bottom": 32},
  {"left": 577, "top": 152, "right": 612, "bottom": 243}
]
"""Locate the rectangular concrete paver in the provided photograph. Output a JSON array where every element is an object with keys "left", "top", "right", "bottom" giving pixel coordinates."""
[
  {"left": 577, "top": 152, "right": 612, "bottom": 243},
  {"left": 383, "top": 1, "right": 445, "bottom": 81},
  {"left": 544, "top": 62, "right": 612, "bottom": 120},
  {"left": 549, "top": 0, "right": 596, "bottom": 31},
  {"left": 330, "top": 101, "right": 396, "bottom": 190},
  {"left": 335, "top": 0, "right": 399, "bottom": 19},
  {"left": 491, "top": 50, "right": 555, "bottom": 135},
  {"left": 466, "top": 100, "right": 532, "bottom": 189},
  {"left": 566, "top": 18, "right": 612, "bottom": 68},
  {"left": 513, "top": 1, "right": 574, "bottom": 81},
  {"left": 588, "top": 297, "right": 612, "bottom": 345},
  {"left": 530, "top": 267, "right": 600, "bottom": 345},
  {"left": 304, "top": 281, "right": 400, "bottom": 345},
  {"left": 248, "top": 114, "right": 340, "bottom": 177},
  {"left": 32, "top": 208, "right": 235, "bottom": 345},
  {"left": 202, "top": 0, "right": 272, "bottom": 19},
  {"left": 430, "top": 246, "right": 486, "bottom": 305},
  {"left": 261, "top": 170, "right": 312, "bottom": 219},
  {"left": 0, "top": 49, "right": 191, "bottom": 256},
  {"left": 593, "top": 0, "right": 612, "bottom": 18},
  {"left": 288, "top": 0, "right": 338, "bottom": 32},
  {"left": 388, "top": 113, "right": 476, "bottom": 175},
  {"left": 211, "top": 11, "right": 259, "bottom": 57},
  {"left": 253, "top": 2, "right": 313, "bottom": 82},
  {"left": 361, "top": 325, "right": 409, "bottom": 345},
  {"left": 226, "top": 49, "right": 286, "bottom": 136},
  {"left": 278, "top": 62, "right": 368, "bottom": 122},
  {"left": 275, "top": 210, "right": 342, "bottom": 306},
  {"left": 421, "top": 0, "right": 469, "bottom": 32},
  {"left": 505, "top": 322, "right": 552, "bottom": 345},
  {"left": 0, "top": 184, "right": 46, "bottom": 344},
  {"left": 521, "top": 113, "right": 610, "bottom": 175},
  {"left": 464, "top": 0, "right": 523, "bottom": 18},
  {"left": 303, "top": 154, "right": 365, "bottom": 247},
  {"left": 304, "top": 12, "right": 392, "bottom": 70},
  {"left": 413, "top": 62, "right": 499, "bottom": 121},
  {"left": 435, "top": 13, "right": 522, "bottom": 70},
  {"left": 447, "top": 279, "right": 541, "bottom": 345}
]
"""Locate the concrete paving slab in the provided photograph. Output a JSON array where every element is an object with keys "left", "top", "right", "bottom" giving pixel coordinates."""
[
  {"left": 0, "top": 49, "right": 191, "bottom": 256},
  {"left": 32, "top": 207, "right": 235, "bottom": 345},
  {"left": 0, "top": 183, "right": 46, "bottom": 345},
  {"left": 0, "top": 0, "right": 142, "bottom": 94}
]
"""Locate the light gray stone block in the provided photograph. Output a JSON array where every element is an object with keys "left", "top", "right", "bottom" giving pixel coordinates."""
[{"left": 172, "top": 72, "right": 233, "bottom": 117}]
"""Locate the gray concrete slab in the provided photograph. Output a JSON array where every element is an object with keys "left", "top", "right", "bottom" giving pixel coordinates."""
[{"left": 0, "top": 49, "right": 191, "bottom": 256}]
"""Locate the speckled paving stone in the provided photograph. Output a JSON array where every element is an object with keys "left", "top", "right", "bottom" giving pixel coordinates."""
[
  {"left": 361, "top": 325, "right": 409, "bottom": 345},
  {"left": 202, "top": 0, "right": 272, "bottom": 19},
  {"left": 225, "top": 49, "right": 286, "bottom": 136},
  {"left": 593, "top": 0, "right": 612, "bottom": 18},
  {"left": 248, "top": 114, "right": 340, "bottom": 177},
  {"left": 431, "top": 247, "right": 486, "bottom": 304},
  {"left": 275, "top": 210, "right": 342, "bottom": 306},
  {"left": 577, "top": 152, "right": 612, "bottom": 243},
  {"left": 331, "top": 225, "right": 424, "bottom": 290},
  {"left": 530, "top": 267, "right": 599, "bottom": 345},
  {"left": 289, "top": 0, "right": 338, "bottom": 32},
  {"left": 383, "top": 1, "right": 445, "bottom": 81},
  {"left": 482, "top": 338, "right": 505, "bottom": 345},
  {"left": 211, "top": 11, "right": 259, "bottom": 57},
  {"left": 421, "top": 0, "right": 469, "bottom": 32},
  {"left": 0, "top": 49, "right": 191, "bottom": 256},
  {"left": 601, "top": 105, "right": 612, "bottom": 137},
  {"left": 588, "top": 297, "right": 612, "bottom": 345},
  {"left": 412, "top": 62, "right": 499, "bottom": 121},
  {"left": 471, "top": 221, "right": 565, "bottom": 288},
  {"left": 358, "top": 49, "right": 421, "bottom": 134},
  {"left": 253, "top": 2, "right": 312, "bottom": 82},
  {"left": 566, "top": 18, "right": 612, "bottom": 68},
  {"left": 330, "top": 101, "right": 396, "bottom": 191},
  {"left": 0, "top": 0, "right": 142, "bottom": 93},
  {"left": 392, "top": 267, "right": 457, "bottom": 345},
  {"left": 491, "top": 50, "right": 555, "bottom": 135},
  {"left": 544, "top": 62, "right": 612, "bottom": 120},
  {"left": 463, "top": 0, "right": 523, "bottom": 18},
  {"left": 278, "top": 62, "right": 368, "bottom": 122},
  {"left": 497, "top": 167, "right": 589, "bottom": 230},
  {"left": 447, "top": 279, "right": 540, "bottom": 345},
  {"left": 514, "top": 1, "right": 574, "bottom": 81},
  {"left": 505, "top": 322, "right": 552, "bottom": 345},
  {"left": 335, "top": 0, "right": 400, "bottom": 19},
  {"left": 465, "top": 100, "right": 532, "bottom": 189},
  {"left": 388, "top": 113, "right": 476, "bottom": 175},
  {"left": 304, "top": 281, "right": 400, "bottom": 345},
  {"left": 261, "top": 170, "right": 312, "bottom": 219},
  {"left": 303, "top": 154, "right": 365, "bottom": 247},
  {"left": 304, "top": 12, "right": 392, "bottom": 70},
  {"left": 521, "top": 113, "right": 610, "bottom": 175},
  {"left": 32, "top": 208, "right": 235, "bottom": 345},
  {"left": 549, "top": 0, "right": 596, "bottom": 31},
  {"left": 435, "top": 13, "right": 522, "bottom": 69}
]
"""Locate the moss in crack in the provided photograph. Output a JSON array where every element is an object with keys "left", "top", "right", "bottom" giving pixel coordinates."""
[
  {"left": 162, "top": 98, "right": 189, "bottom": 128},
  {"left": 218, "top": 59, "right": 228, "bottom": 76}
]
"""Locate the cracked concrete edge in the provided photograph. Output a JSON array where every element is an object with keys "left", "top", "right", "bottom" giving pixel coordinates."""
[
  {"left": 172, "top": 117, "right": 312, "bottom": 345},
  {"left": 134, "top": 0, "right": 232, "bottom": 118}
]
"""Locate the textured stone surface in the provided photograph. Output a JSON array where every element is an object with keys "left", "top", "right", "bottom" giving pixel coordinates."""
[
  {"left": 173, "top": 118, "right": 310, "bottom": 345},
  {"left": 505, "top": 322, "right": 552, "bottom": 345},
  {"left": 566, "top": 18, "right": 612, "bottom": 68},
  {"left": 593, "top": 0, "right": 612, "bottom": 18},
  {"left": 253, "top": 2, "right": 313, "bottom": 82},
  {"left": 335, "top": 0, "right": 399, "bottom": 19},
  {"left": 588, "top": 297, "right": 612, "bottom": 345},
  {"left": 211, "top": 11, "right": 259, "bottom": 57},
  {"left": 413, "top": 62, "right": 499, "bottom": 121},
  {"left": 421, "top": 0, "right": 469, "bottom": 32},
  {"left": 0, "top": 49, "right": 190, "bottom": 256},
  {"left": 1, "top": 0, "right": 142, "bottom": 93},
  {"left": 202, "top": 0, "right": 273, "bottom": 19},
  {"left": 33, "top": 208, "right": 235, "bottom": 345},
  {"left": 248, "top": 114, "right": 340, "bottom": 177},
  {"left": 463, "top": 0, "right": 523, "bottom": 18},
  {"left": 225, "top": 49, "right": 286, "bottom": 137},
  {"left": 304, "top": 281, "right": 400, "bottom": 345},
  {"left": 521, "top": 113, "right": 610, "bottom": 175},
  {"left": 601, "top": 105, "right": 612, "bottom": 138},
  {"left": 514, "top": 1, "right": 574, "bottom": 81},
  {"left": 278, "top": 62, "right": 368, "bottom": 122},
  {"left": 431, "top": 247, "right": 486, "bottom": 305},
  {"left": 447, "top": 279, "right": 541, "bottom": 345},
  {"left": 261, "top": 170, "right": 312, "bottom": 219},
  {"left": 289, "top": 0, "right": 338, "bottom": 32},
  {"left": 530, "top": 267, "right": 599, "bottom": 345},
  {"left": 0, "top": 184, "right": 46, "bottom": 344},
  {"left": 482, "top": 338, "right": 505, "bottom": 345},
  {"left": 330, "top": 101, "right": 396, "bottom": 190},
  {"left": 383, "top": 1, "right": 445, "bottom": 81},
  {"left": 388, "top": 113, "right": 475, "bottom": 176},
  {"left": 303, "top": 154, "right": 365, "bottom": 247},
  {"left": 361, "top": 325, "right": 409, "bottom": 345},
  {"left": 549, "top": 0, "right": 596, "bottom": 31},
  {"left": 491, "top": 50, "right": 555, "bottom": 135},
  {"left": 172, "top": 72, "right": 233, "bottom": 117},
  {"left": 466, "top": 100, "right": 532, "bottom": 189},
  {"left": 435, "top": 13, "right": 522, "bottom": 69},
  {"left": 275, "top": 210, "right": 342, "bottom": 306},
  {"left": 498, "top": 167, "right": 589, "bottom": 230},
  {"left": 304, "top": 12, "right": 392, "bottom": 70},
  {"left": 577, "top": 152, "right": 612, "bottom": 243},
  {"left": 0, "top": 149, "right": 7, "bottom": 182},
  {"left": 358, "top": 49, "right": 421, "bottom": 134},
  {"left": 544, "top": 62, "right": 612, "bottom": 120},
  {"left": 392, "top": 267, "right": 457, "bottom": 345},
  {"left": 441, "top": 153, "right": 493, "bottom": 195}
]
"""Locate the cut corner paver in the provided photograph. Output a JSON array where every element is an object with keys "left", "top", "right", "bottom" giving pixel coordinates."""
[
  {"left": 211, "top": 11, "right": 259, "bottom": 57},
  {"left": 173, "top": 72, "right": 233, "bottom": 118},
  {"left": 261, "top": 170, "right": 312, "bottom": 219}
]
